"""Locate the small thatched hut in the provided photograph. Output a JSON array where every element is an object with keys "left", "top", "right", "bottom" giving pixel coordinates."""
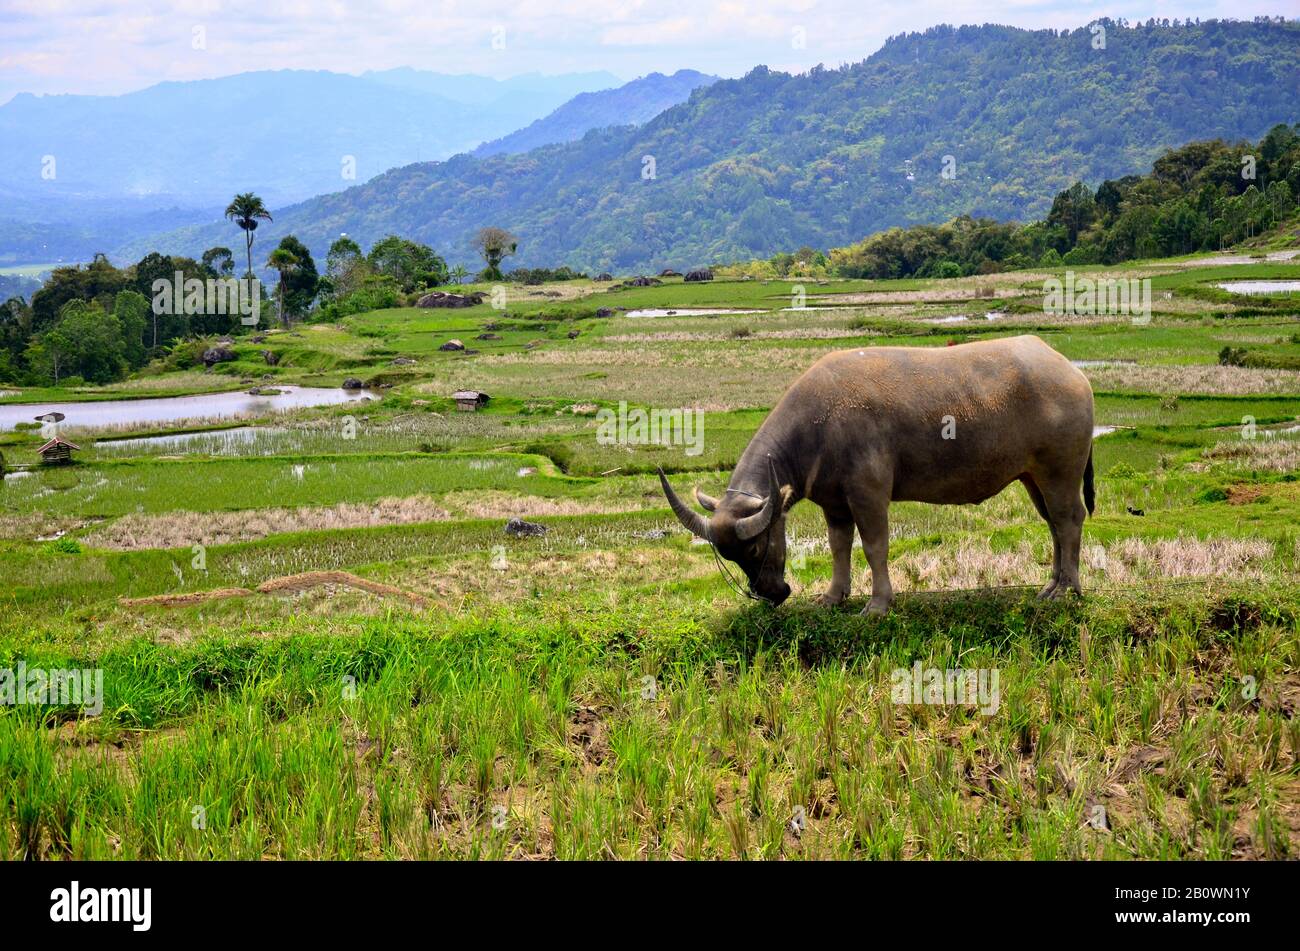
[
  {"left": 37, "top": 435, "right": 80, "bottom": 466},
  {"left": 452, "top": 391, "right": 490, "bottom": 412}
]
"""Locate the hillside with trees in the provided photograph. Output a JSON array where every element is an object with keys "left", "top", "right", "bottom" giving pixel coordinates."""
[
  {"left": 134, "top": 18, "right": 1300, "bottom": 273},
  {"left": 818, "top": 123, "right": 1300, "bottom": 279}
]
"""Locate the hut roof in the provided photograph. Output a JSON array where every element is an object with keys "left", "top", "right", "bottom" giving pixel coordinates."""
[
  {"left": 37, "top": 435, "right": 81, "bottom": 453},
  {"left": 451, "top": 390, "right": 489, "bottom": 401}
]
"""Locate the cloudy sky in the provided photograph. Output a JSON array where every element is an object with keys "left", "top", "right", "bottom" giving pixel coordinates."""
[{"left": 0, "top": 1, "right": 1290, "bottom": 103}]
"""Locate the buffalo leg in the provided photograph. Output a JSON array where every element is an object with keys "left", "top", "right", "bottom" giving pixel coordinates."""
[
  {"left": 1039, "top": 479, "right": 1086, "bottom": 596},
  {"left": 815, "top": 516, "right": 855, "bottom": 607},
  {"left": 1022, "top": 475, "right": 1062, "bottom": 598},
  {"left": 849, "top": 496, "right": 893, "bottom": 616}
]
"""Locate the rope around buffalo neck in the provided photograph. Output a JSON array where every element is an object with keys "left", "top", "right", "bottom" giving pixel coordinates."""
[{"left": 709, "top": 490, "right": 779, "bottom": 603}]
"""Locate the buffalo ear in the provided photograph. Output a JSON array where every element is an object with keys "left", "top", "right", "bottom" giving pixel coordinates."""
[
  {"left": 694, "top": 487, "right": 719, "bottom": 512},
  {"left": 779, "top": 485, "right": 796, "bottom": 512}
]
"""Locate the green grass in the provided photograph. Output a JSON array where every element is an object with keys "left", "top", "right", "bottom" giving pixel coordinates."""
[{"left": 2, "top": 251, "right": 1298, "bottom": 860}]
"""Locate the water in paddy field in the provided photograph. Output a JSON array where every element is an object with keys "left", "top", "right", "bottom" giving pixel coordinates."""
[
  {"left": 624, "top": 308, "right": 763, "bottom": 317},
  {"left": 0, "top": 386, "right": 377, "bottom": 432},
  {"left": 1215, "top": 280, "right": 1300, "bottom": 295},
  {"left": 94, "top": 426, "right": 279, "bottom": 453}
]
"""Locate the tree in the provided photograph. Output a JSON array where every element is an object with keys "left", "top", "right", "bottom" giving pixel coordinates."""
[
  {"left": 274, "top": 236, "right": 319, "bottom": 317},
  {"left": 29, "top": 257, "right": 128, "bottom": 333},
  {"left": 266, "top": 248, "right": 299, "bottom": 328},
  {"left": 1046, "top": 182, "right": 1097, "bottom": 249},
  {"left": 471, "top": 227, "right": 518, "bottom": 281},
  {"left": 112, "top": 290, "right": 150, "bottom": 368},
  {"left": 202, "top": 247, "right": 236, "bottom": 277},
  {"left": 367, "top": 235, "right": 448, "bottom": 292},
  {"left": 225, "top": 193, "right": 273, "bottom": 279},
  {"left": 449, "top": 264, "right": 469, "bottom": 285},
  {"left": 323, "top": 237, "right": 368, "bottom": 299},
  {"left": 28, "top": 299, "right": 126, "bottom": 385}
]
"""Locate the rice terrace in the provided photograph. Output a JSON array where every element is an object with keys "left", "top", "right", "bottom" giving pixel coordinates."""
[{"left": 0, "top": 10, "right": 1297, "bottom": 904}]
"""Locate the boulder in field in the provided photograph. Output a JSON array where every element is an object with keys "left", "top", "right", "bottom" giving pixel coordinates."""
[
  {"left": 567, "top": 329, "right": 580, "bottom": 339},
  {"left": 202, "top": 346, "right": 236, "bottom": 367},
  {"left": 341, "top": 377, "right": 364, "bottom": 390},
  {"left": 595, "top": 307, "right": 614, "bottom": 317},
  {"left": 416, "top": 291, "right": 485, "bottom": 308},
  {"left": 684, "top": 268, "right": 714, "bottom": 282},
  {"left": 262, "top": 350, "right": 279, "bottom": 365},
  {"left": 475, "top": 332, "right": 501, "bottom": 341},
  {"left": 438, "top": 339, "right": 465, "bottom": 352},
  {"left": 596, "top": 272, "right": 613, "bottom": 281},
  {"left": 659, "top": 268, "right": 680, "bottom": 277},
  {"left": 505, "top": 517, "right": 548, "bottom": 538}
]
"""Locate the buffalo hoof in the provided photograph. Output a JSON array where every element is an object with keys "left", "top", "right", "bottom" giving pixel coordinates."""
[
  {"left": 862, "top": 598, "right": 891, "bottom": 618},
  {"left": 814, "top": 591, "right": 847, "bottom": 608},
  {"left": 1038, "top": 580, "right": 1082, "bottom": 600}
]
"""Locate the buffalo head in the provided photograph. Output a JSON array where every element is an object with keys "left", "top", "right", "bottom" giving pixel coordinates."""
[{"left": 658, "top": 463, "right": 791, "bottom": 605}]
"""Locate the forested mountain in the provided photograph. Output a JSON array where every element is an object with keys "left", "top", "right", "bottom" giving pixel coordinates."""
[
  {"left": 473, "top": 71, "right": 717, "bottom": 157},
  {"left": 133, "top": 19, "right": 1300, "bottom": 273}
]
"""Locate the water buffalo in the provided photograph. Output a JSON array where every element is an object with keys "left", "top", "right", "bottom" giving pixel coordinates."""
[{"left": 659, "top": 334, "right": 1095, "bottom": 615}]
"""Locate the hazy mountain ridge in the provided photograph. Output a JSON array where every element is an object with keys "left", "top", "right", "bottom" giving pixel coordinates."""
[
  {"left": 473, "top": 70, "right": 718, "bottom": 157},
  {"left": 0, "top": 68, "right": 621, "bottom": 207}
]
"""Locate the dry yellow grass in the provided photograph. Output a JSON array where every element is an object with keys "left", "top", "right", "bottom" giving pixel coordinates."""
[
  {"left": 879, "top": 534, "right": 1278, "bottom": 593},
  {"left": 438, "top": 490, "right": 641, "bottom": 519},
  {"left": 1198, "top": 436, "right": 1300, "bottom": 472},
  {"left": 1081, "top": 363, "right": 1300, "bottom": 396},
  {"left": 86, "top": 495, "right": 449, "bottom": 550}
]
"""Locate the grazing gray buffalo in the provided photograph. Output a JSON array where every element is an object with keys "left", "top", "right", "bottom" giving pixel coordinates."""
[{"left": 659, "top": 334, "right": 1095, "bottom": 615}]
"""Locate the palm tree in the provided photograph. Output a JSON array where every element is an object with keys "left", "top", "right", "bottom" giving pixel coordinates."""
[
  {"left": 449, "top": 264, "right": 468, "bottom": 285},
  {"left": 225, "top": 193, "right": 273, "bottom": 279},
  {"left": 266, "top": 248, "right": 299, "bottom": 328}
]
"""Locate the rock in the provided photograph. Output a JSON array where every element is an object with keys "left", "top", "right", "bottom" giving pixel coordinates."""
[
  {"left": 416, "top": 291, "right": 484, "bottom": 308},
  {"left": 567, "top": 329, "right": 580, "bottom": 339},
  {"left": 505, "top": 517, "right": 548, "bottom": 538},
  {"left": 483, "top": 322, "right": 500, "bottom": 331},
  {"left": 251, "top": 334, "right": 267, "bottom": 344},
  {"left": 390, "top": 357, "right": 416, "bottom": 366},
  {"left": 596, "top": 272, "right": 613, "bottom": 281},
  {"left": 262, "top": 350, "right": 279, "bottom": 365},
  {"left": 202, "top": 346, "right": 236, "bottom": 367},
  {"left": 341, "top": 378, "right": 364, "bottom": 390},
  {"left": 461, "top": 348, "right": 480, "bottom": 355},
  {"left": 684, "top": 268, "right": 714, "bottom": 282},
  {"left": 595, "top": 307, "right": 614, "bottom": 318},
  {"left": 624, "top": 276, "right": 662, "bottom": 287},
  {"left": 438, "top": 339, "right": 465, "bottom": 352},
  {"left": 475, "top": 332, "right": 501, "bottom": 340},
  {"left": 659, "top": 269, "right": 680, "bottom": 277}
]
